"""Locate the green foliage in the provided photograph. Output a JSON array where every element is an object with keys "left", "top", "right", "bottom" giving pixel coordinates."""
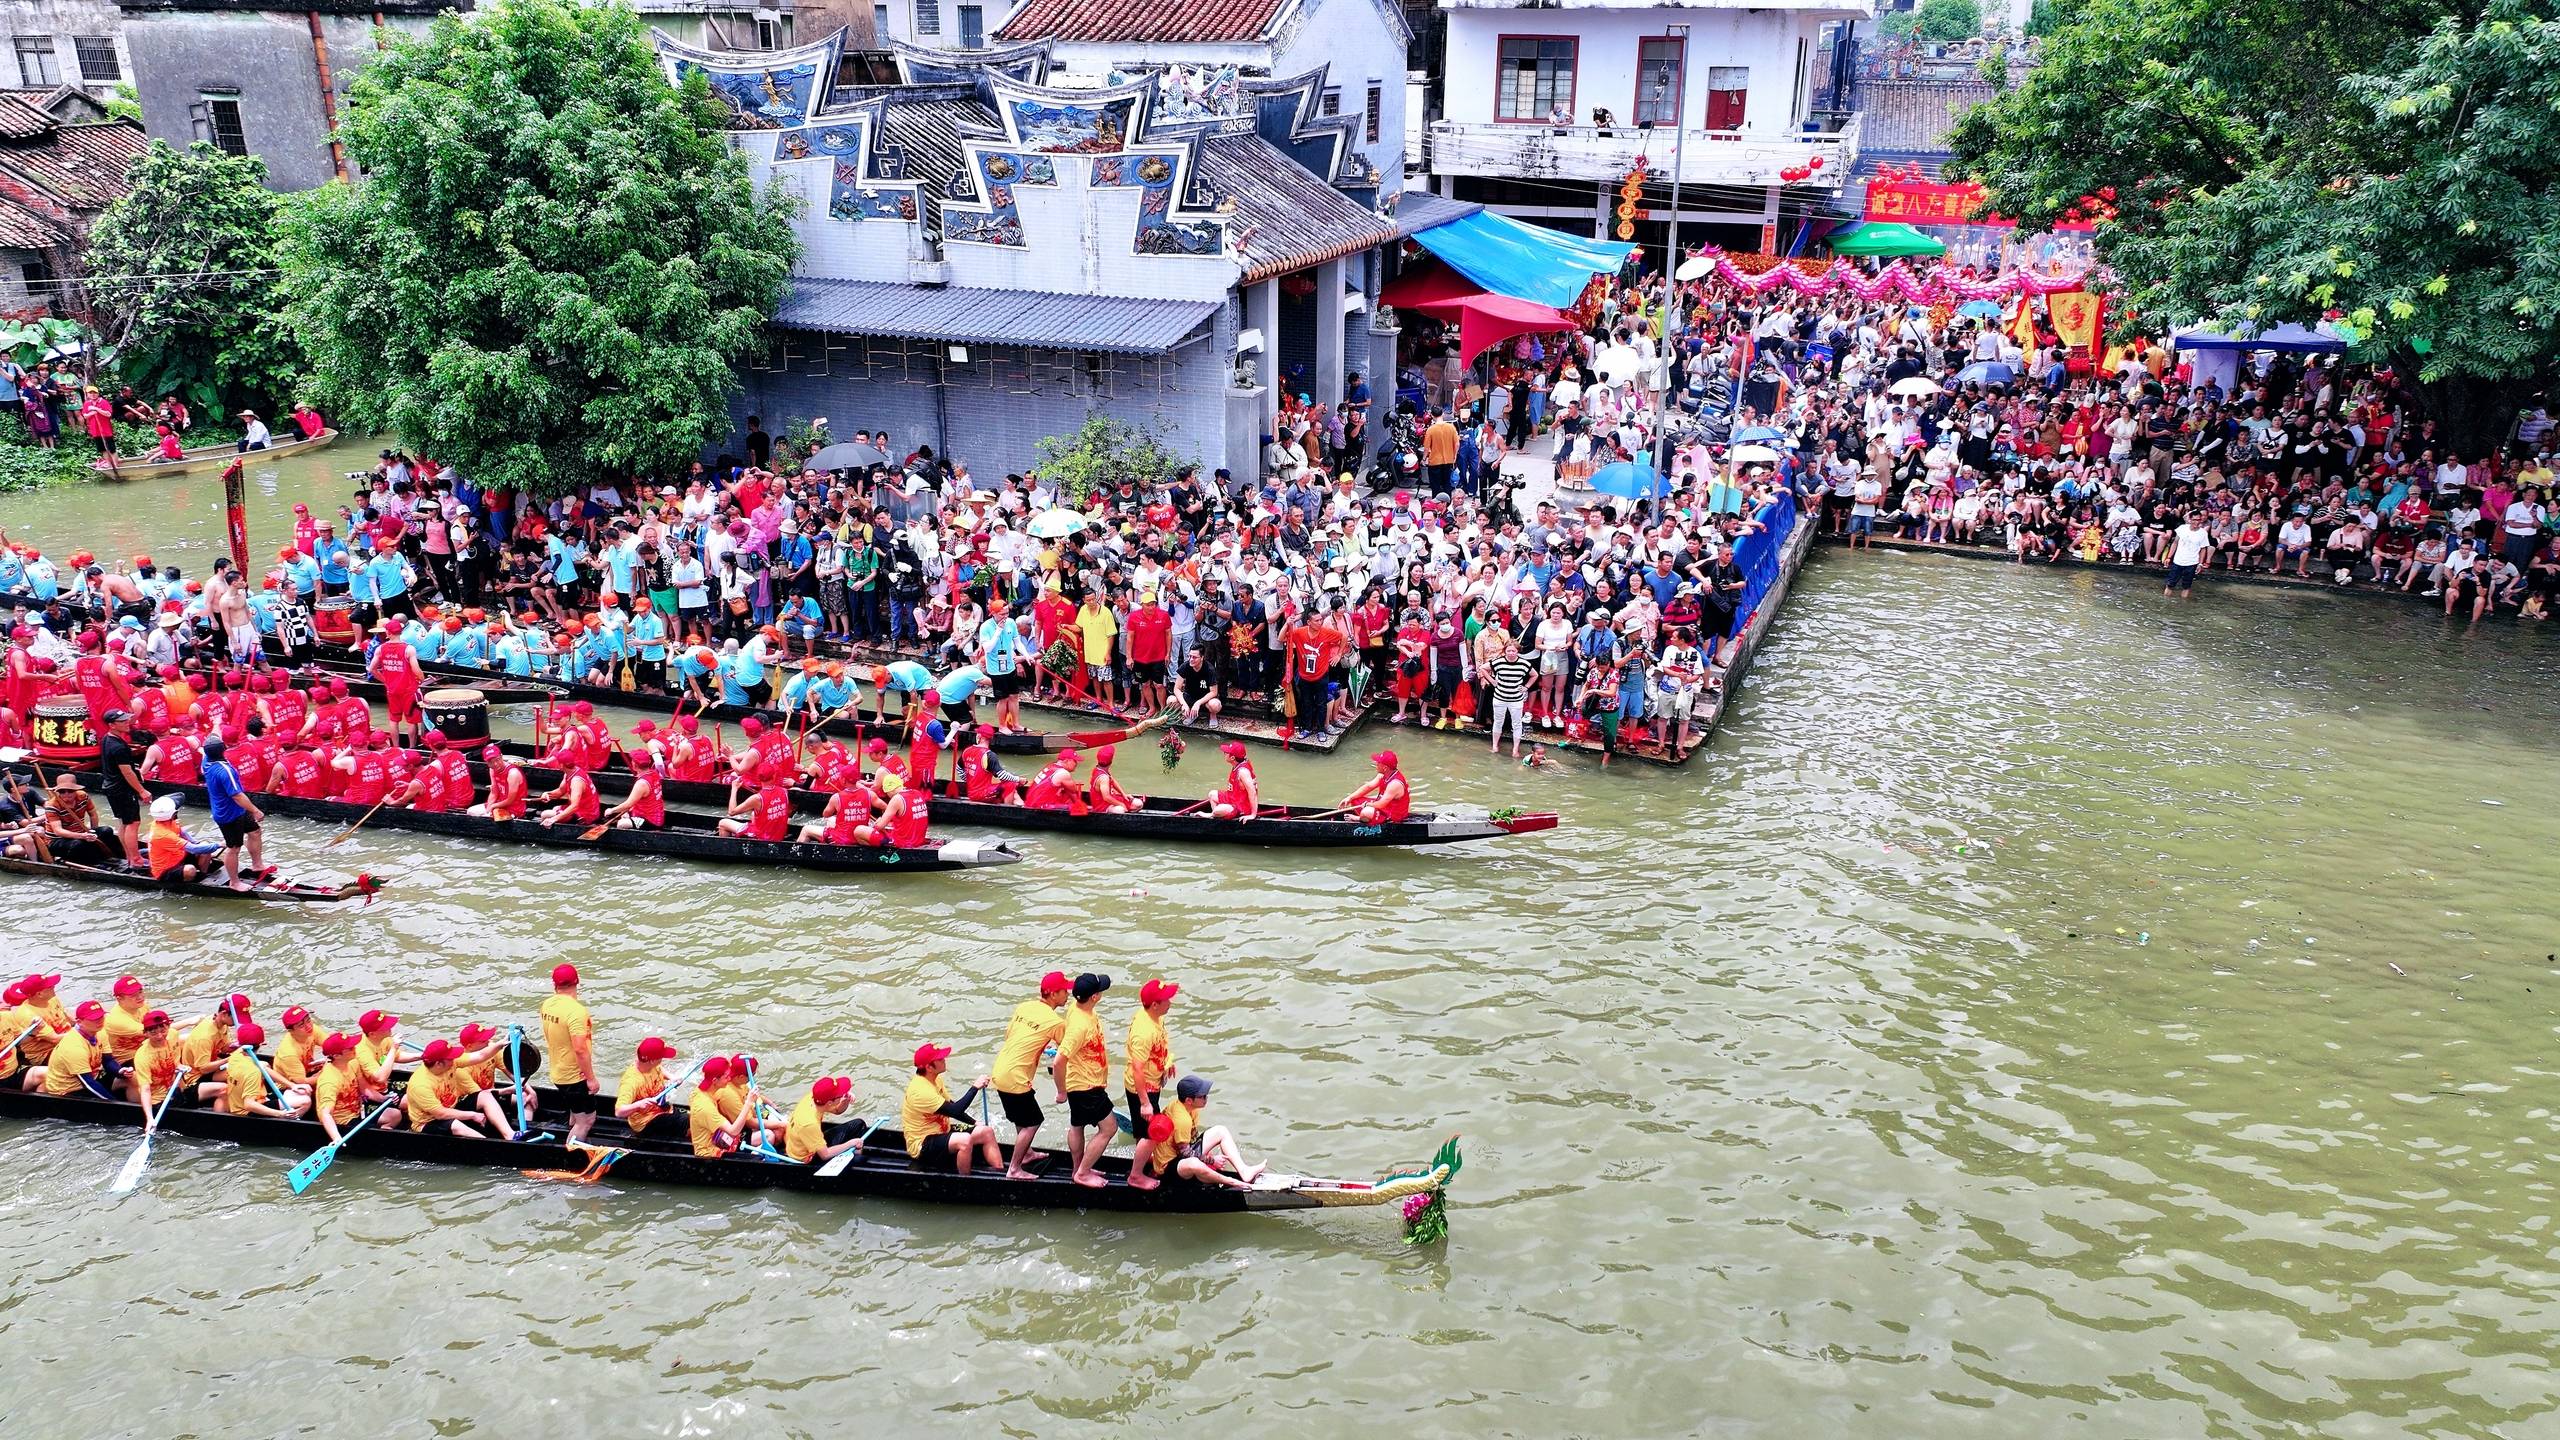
[
  {"left": 85, "top": 141, "right": 299, "bottom": 418},
  {"left": 0, "top": 316, "right": 92, "bottom": 369},
  {"left": 2024, "top": 0, "right": 2065, "bottom": 37},
  {"left": 277, "top": 0, "right": 798, "bottom": 499},
  {"left": 1877, "top": 9, "right": 1920, "bottom": 42},
  {"left": 1918, "top": 0, "right": 1982, "bottom": 42},
  {"left": 1031, "top": 415, "right": 1187, "bottom": 504},
  {"left": 105, "top": 83, "right": 141, "bottom": 124},
  {"left": 1948, "top": 0, "right": 2560, "bottom": 448}
]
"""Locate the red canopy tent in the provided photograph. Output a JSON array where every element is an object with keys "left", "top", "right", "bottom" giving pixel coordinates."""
[{"left": 1380, "top": 262, "right": 1573, "bottom": 363}]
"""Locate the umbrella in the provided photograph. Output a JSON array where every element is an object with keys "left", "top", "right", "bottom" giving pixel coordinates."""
[
  {"left": 1829, "top": 222, "right": 1946, "bottom": 258},
  {"left": 1025, "top": 508, "right": 1096, "bottom": 539},
  {"left": 1730, "top": 425, "right": 1786, "bottom": 444},
  {"left": 1888, "top": 377, "right": 1942, "bottom": 397},
  {"left": 804, "top": 440, "right": 890, "bottom": 471},
  {"left": 1955, "top": 299, "right": 2005, "bottom": 320},
  {"left": 1954, "top": 360, "right": 2017, "bottom": 385},
  {"left": 1728, "top": 444, "right": 1782, "bottom": 466},
  {"left": 1586, "top": 459, "right": 1667, "bottom": 500},
  {"left": 1675, "top": 254, "right": 1714, "bottom": 281}
]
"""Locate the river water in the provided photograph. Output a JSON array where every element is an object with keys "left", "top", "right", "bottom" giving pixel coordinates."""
[{"left": 4, "top": 448, "right": 2559, "bottom": 1438}]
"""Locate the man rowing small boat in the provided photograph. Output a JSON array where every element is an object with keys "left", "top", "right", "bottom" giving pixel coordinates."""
[
  {"left": 687, "top": 1053, "right": 744, "bottom": 1156},
  {"left": 592, "top": 750, "right": 666, "bottom": 831},
  {"left": 222, "top": 1022, "right": 308, "bottom": 1118},
  {"left": 470, "top": 743, "right": 529, "bottom": 819},
  {"left": 1085, "top": 746, "right": 1134, "bottom": 815},
  {"left": 613, "top": 1035, "right": 680, "bottom": 1135},
  {"left": 532, "top": 762, "right": 602, "bottom": 829},
  {"left": 39, "top": 999, "right": 108, "bottom": 1097},
  {"left": 901, "top": 1042, "right": 1000, "bottom": 1174},
  {"left": 1337, "top": 749, "right": 1412, "bottom": 825},
  {"left": 1207, "top": 741, "right": 1259, "bottom": 821},
  {"left": 7, "top": 973, "right": 70, "bottom": 1072}
]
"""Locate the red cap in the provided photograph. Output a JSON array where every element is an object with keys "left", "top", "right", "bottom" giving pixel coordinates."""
[
  {"left": 863, "top": 738, "right": 888, "bottom": 755},
  {"left": 0, "top": 982, "right": 20, "bottom": 1006},
  {"left": 913, "top": 1042, "right": 952, "bottom": 1069},
  {"left": 552, "top": 963, "right": 579, "bottom": 987},
  {"left": 1147, "top": 1113, "right": 1174, "bottom": 1142},
  {"left": 636, "top": 1036, "right": 677, "bottom": 1063},
  {"left": 1095, "top": 745, "right": 1116, "bottom": 766},
  {"left": 358, "top": 1008, "right": 397, "bottom": 1033},
  {"left": 1039, "top": 970, "right": 1070, "bottom": 996},
  {"left": 811, "top": 1075, "right": 851, "bottom": 1104},
  {"left": 112, "top": 975, "right": 143, "bottom": 998},
  {"left": 280, "top": 1005, "right": 313, "bottom": 1029},
  {"left": 1370, "top": 749, "right": 1398, "bottom": 769},
  {"left": 321, "top": 1031, "right": 358, "bottom": 1058},
  {"left": 677, "top": 715, "right": 700, "bottom": 733},
  {"left": 21, "top": 972, "right": 59, "bottom": 993},
  {"left": 699, "top": 1055, "right": 733, "bottom": 1082},
  {"left": 420, "top": 1039, "right": 458, "bottom": 1065},
  {"left": 458, "top": 1022, "right": 496, "bottom": 1047},
  {"left": 1221, "top": 741, "right": 1248, "bottom": 760},
  {"left": 234, "top": 1022, "right": 265, "bottom": 1046},
  {"left": 74, "top": 1000, "right": 105, "bottom": 1023},
  {"left": 741, "top": 716, "right": 765, "bottom": 735},
  {"left": 1139, "top": 979, "right": 1180, "bottom": 1006},
  {"left": 142, "top": 1008, "right": 171, "bottom": 1030},
  {"left": 729, "top": 1054, "right": 754, "bottom": 1077},
  {"left": 225, "top": 992, "right": 252, "bottom": 1016},
  {"left": 632, "top": 720, "right": 657, "bottom": 734}
]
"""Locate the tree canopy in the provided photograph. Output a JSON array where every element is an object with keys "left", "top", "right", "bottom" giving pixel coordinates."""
[
  {"left": 278, "top": 0, "right": 797, "bottom": 497},
  {"left": 84, "top": 140, "right": 300, "bottom": 418},
  {"left": 1949, "top": 0, "right": 2560, "bottom": 447}
]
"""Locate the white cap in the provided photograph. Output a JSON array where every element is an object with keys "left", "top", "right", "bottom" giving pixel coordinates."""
[{"left": 149, "top": 794, "right": 178, "bottom": 821}]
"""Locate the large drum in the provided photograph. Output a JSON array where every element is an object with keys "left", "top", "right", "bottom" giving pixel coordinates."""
[
  {"left": 30, "top": 693, "right": 95, "bottom": 761},
  {"left": 422, "top": 687, "right": 488, "bottom": 744},
  {"left": 314, "top": 595, "right": 356, "bottom": 646}
]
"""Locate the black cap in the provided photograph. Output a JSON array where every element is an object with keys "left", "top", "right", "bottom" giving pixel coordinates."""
[{"left": 1072, "top": 972, "right": 1111, "bottom": 1001}]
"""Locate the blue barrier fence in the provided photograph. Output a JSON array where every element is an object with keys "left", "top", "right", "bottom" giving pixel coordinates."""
[{"left": 1733, "top": 489, "right": 1799, "bottom": 622}]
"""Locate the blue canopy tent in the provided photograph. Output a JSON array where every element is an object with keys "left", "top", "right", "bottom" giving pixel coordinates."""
[
  {"left": 2169, "top": 322, "right": 2349, "bottom": 354},
  {"left": 1410, "top": 211, "right": 1637, "bottom": 312}
]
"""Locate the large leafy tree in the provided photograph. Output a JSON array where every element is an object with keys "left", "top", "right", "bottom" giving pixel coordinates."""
[
  {"left": 1949, "top": 0, "right": 2560, "bottom": 449},
  {"left": 83, "top": 140, "right": 301, "bottom": 416},
  {"left": 279, "top": 0, "right": 797, "bottom": 497}
]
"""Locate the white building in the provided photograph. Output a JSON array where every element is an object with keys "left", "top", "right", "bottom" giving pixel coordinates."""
[
  {"left": 0, "top": 0, "right": 129, "bottom": 101},
  {"left": 1426, "top": 0, "right": 1867, "bottom": 254},
  {"left": 872, "top": 0, "right": 1016, "bottom": 50}
]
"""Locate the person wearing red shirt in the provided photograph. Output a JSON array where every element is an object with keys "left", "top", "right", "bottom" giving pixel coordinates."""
[
  {"left": 718, "top": 779, "right": 794, "bottom": 841},
  {"left": 1124, "top": 593, "right": 1172, "bottom": 715},
  {"left": 1023, "top": 750, "right": 1085, "bottom": 812},
  {"left": 1281, "top": 611, "right": 1340, "bottom": 735},
  {"left": 1338, "top": 749, "right": 1412, "bottom": 824},
  {"left": 1030, "top": 585, "right": 1075, "bottom": 699}
]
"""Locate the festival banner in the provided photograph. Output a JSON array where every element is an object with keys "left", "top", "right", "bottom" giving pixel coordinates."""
[
  {"left": 1689, "top": 249, "right": 2099, "bottom": 305},
  {"left": 2008, "top": 292, "right": 2039, "bottom": 351},
  {"left": 1864, "top": 179, "right": 1992, "bottom": 226},
  {"left": 221, "top": 457, "right": 249, "bottom": 580},
  {"left": 2046, "top": 289, "right": 2105, "bottom": 351}
]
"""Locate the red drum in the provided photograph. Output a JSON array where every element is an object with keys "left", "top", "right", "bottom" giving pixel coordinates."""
[{"left": 30, "top": 693, "right": 95, "bottom": 761}]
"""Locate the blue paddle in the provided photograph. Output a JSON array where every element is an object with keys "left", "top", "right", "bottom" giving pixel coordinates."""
[
  {"left": 287, "top": 1094, "right": 400, "bottom": 1194},
  {"left": 110, "top": 1068, "right": 192, "bottom": 1195},
  {"left": 507, "top": 1025, "right": 529, "bottom": 1134}
]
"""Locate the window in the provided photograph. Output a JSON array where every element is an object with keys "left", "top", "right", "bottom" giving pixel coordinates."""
[
  {"left": 1793, "top": 36, "right": 1812, "bottom": 122},
  {"left": 958, "top": 3, "right": 982, "bottom": 46},
  {"left": 73, "top": 36, "right": 117, "bottom": 83},
  {"left": 1495, "top": 37, "right": 1575, "bottom": 123},
  {"left": 915, "top": 0, "right": 939, "bottom": 34},
  {"left": 754, "top": 15, "right": 780, "bottom": 49},
  {"left": 198, "top": 93, "right": 247, "bottom": 156},
  {"left": 1365, "top": 82, "right": 1381, "bottom": 144},
  {"left": 1320, "top": 86, "right": 1340, "bottom": 116},
  {"left": 1634, "top": 36, "right": 1683, "bottom": 126},
  {"left": 1705, "top": 65, "right": 1747, "bottom": 130},
  {"left": 13, "top": 37, "right": 58, "bottom": 89},
  {"left": 874, "top": 3, "right": 889, "bottom": 37}
]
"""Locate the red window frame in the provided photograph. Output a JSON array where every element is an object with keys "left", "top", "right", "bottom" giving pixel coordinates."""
[
  {"left": 1632, "top": 34, "right": 1684, "bottom": 127},
  {"left": 1494, "top": 34, "right": 1579, "bottom": 124},
  {"left": 1705, "top": 65, "right": 1748, "bottom": 131}
]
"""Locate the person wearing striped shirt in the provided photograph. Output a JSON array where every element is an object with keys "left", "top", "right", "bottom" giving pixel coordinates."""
[{"left": 1482, "top": 631, "right": 1536, "bottom": 758}]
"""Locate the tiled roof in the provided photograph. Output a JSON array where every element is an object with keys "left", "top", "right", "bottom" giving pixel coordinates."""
[
  {"left": 778, "top": 279, "right": 1220, "bottom": 353},
  {"left": 996, "top": 0, "right": 1289, "bottom": 45},
  {"left": 0, "top": 95, "right": 55, "bottom": 142},
  {"left": 0, "top": 194, "right": 64, "bottom": 250},
  {"left": 0, "top": 120, "right": 149, "bottom": 211},
  {"left": 1199, "top": 131, "right": 1393, "bottom": 282}
]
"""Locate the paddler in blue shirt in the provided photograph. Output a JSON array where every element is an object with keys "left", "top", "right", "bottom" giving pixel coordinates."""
[
  {"left": 315, "top": 526, "right": 351, "bottom": 595},
  {"left": 776, "top": 658, "right": 820, "bottom": 716},
  {"left": 445, "top": 614, "right": 492, "bottom": 669},
  {"left": 673, "top": 643, "right": 718, "bottom": 702},
  {"left": 806, "top": 661, "right": 858, "bottom": 720},
  {"left": 869, "top": 659, "right": 935, "bottom": 724},
  {"left": 491, "top": 621, "right": 533, "bottom": 677},
  {"left": 717, "top": 642, "right": 759, "bottom": 707},
  {"left": 410, "top": 613, "right": 450, "bottom": 664},
  {"left": 628, "top": 596, "right": 670, "bottom": 690}
]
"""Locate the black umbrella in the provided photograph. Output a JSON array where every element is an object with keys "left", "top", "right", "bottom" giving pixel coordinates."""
[{"left": 804, "top": 440, "right": 891, "bottom": 471}]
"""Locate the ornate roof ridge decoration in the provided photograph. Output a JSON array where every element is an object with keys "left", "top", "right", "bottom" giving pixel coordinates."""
[
  {"left": 654, "top": 26, "right": 846, "bottom": 131},
  {"left": 889, "top": 36, "right": 1053, "bottom": 88},
  {"left": 1240, "top": 65, "right": 1378, "bottom": 196},
  {"left": 931, "top": 75, "right": 1224, "bottom": 258}
]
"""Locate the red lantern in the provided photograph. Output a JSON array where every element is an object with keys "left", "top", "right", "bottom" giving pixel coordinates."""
[{"left": 1808, "top": 156, "right": 1824, "bottom": 170}]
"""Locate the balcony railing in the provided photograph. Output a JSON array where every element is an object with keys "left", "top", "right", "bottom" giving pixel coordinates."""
[{"left": 1426, "top": 114, "right": 1860, "bottom": 189}]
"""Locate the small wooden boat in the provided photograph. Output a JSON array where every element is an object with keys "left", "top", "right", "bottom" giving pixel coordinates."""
[
  {"left": 0, "top": 1074, "right": 1462, "bottom": 1217},
  {"left": 96, "top": 429, "right": 341, "bottom": 481},
  {"left": 0, "top": 851, "right": 379, "bottom": 903},
  {"left": 102, "top": 776, "right": 1022, "bottom": 875},
  {"left": 485, "top": 741, "right": 1560, "bottom": 849}
]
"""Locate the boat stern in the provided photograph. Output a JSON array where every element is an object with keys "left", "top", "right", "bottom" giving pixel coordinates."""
[
  {"left": 1488, "top": 811, "right": 1559, "bottom": 836},
  {"left": 933, "top": 838, "right": 1024, "bottom": 867}
]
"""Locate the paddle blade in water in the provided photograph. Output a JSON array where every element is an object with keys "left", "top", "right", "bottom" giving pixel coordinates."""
[
  {"left": 285, "top": 1144, "right": 337, "bottom": 1194},
  {"left": 108, "top": 1136, "right": 152, "bottom": 1194}
]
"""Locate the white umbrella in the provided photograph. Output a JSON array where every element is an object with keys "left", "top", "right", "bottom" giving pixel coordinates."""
[
  {"left": 1675, "top": 254, "right": 1713, "bottom": 281},
  {"left": 1888, "top": 376, "right": 1943, "bottom": 397},
  {"left": 1025, "top": 508, "right": 1095, "bottom": 539},
  {"left": 1729, "top": 444, "right": 1782, "bottom": 466}
]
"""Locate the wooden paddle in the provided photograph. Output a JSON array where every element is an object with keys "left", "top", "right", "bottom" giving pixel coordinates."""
[
  {"left": 321, "top": 793, "right": 395, "bottom": 848},
  {"left": 110, "top": 1067, "right": 192, "bottom": 1195},
  {"left": 287, "top": 1093, "right": 400, "bottom": 1194}
]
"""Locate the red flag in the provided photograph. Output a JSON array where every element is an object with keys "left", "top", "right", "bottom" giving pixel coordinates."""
[{"left": 221, "top": 458, "right": 249, "bottom": 580}]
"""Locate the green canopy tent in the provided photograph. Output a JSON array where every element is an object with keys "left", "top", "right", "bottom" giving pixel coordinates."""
[{"left": 1828, "top": 222, "right": 1947, "bottom": 258}]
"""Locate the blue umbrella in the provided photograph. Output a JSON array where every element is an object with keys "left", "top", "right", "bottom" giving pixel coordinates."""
[
  {"left": 1954, "top": 360, "right": 2017, "bottom": 385},
  {"left": 1586, "top": 459, "right": 1666, "bottom": 499},
  {"left": 1730, "top": 426, "right": 1786, "bottom": 444},
  {"left": 1955, "top": 299, "right": 2005, "bottom": 320}
]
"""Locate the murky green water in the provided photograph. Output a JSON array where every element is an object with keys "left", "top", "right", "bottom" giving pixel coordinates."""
[{"left": 3, "top": 458, "right": 2559, "bottom": 1437}]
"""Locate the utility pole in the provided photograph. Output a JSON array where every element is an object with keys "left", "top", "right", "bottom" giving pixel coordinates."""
[{"left": 1650, "top": 22, "right": 1689, "bottom": 480}]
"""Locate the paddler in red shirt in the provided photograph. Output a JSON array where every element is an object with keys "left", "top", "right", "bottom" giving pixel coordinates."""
[
  {"left": 1085, "top": 745, "right": 1134, "bottom": 814},
  {"left": 667, "top": 714, "right": 716, "bottom": 781},
  {"left": 799, "top": 783, "right": 875, "bottom": 845},
  {"left": 906, "top": 713, "right": 948, "bottom": 787},
  {"left": 955, "top": 728, "right": 1017, "bottom": 803},
  {"left": 595, "top": 749, "right": 667, "bottom": 830},
  {"left": 1208, "top": 740, "right": 1259, "bottom": 820},
  {"left": 369, "top": 619, "right": 426, "bottom": 747},
  {"left": 719, "top": 776, "right": 795, "bottom": 841},
  {"left": 1023, "top": 748, "right": 1085, "bottom": 812},
  {"left": 534, "top": 761, "right": 602, "bottom": 828},
  {"left": 337, "top": 732, "right": 396, "bottom": 804},
  {"left": 472, "top": 743, "right": 529, "bottom": 819},
  {"left": 876, "top": 776, "right": 929, "bottom": 848},
  {"left": 1338, "top": 748, "right": 1411, "bottom": 824}
]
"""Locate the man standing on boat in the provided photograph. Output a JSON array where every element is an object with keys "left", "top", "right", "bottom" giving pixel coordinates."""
[
  {"left": 990, "top": 970, "right": 1069, "bottom": 1180},
  {"left": 539, "top": 965, "right": 598, "bottom": 1145},
  {"left": 1058, "top": 973, "right": 1117, "bottom": 1188},
  {"left": 198, "top": 738, "right": 268, "bottom": 890},
  {"left": 1126, "top": 979, "right": 1177, "bottom": 1143}
]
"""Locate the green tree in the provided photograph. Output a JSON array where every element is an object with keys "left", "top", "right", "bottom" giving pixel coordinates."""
[
  {"left": 1918, "top": 0, "right": 1982, "bottom": 42},
  {"left": 1877, "top": 9, "right": 1920, "bottom": 42},
  {"left": 82, "top": 140, "right": 300, "bottom": 416},
  {"left": 1032, "top": 416, "right": 1187, "bottom": 505},
  {"left": 1946, "top": 0, "right": 2560, "bottom": 448},
  {"left": 278, "top": 0, "right": 797, "bottom": 498}
]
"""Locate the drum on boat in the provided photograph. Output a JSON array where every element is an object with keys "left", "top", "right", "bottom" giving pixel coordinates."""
[
  {"left": 421, "top": 688, "right": 488, "bottom": 744},
  {"left": 29, "top": 693, "right": 95, "bottom": 761},
  {"left": 314, "top": 595, "right": 356, "bottom": 646}
]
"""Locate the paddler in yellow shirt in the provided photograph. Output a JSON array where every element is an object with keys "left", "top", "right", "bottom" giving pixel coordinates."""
[
  {"left": 784, "top": 1074, "right": 863, "bottom": 1165},
  {"left": 177, "top": 993, "right": 253, "bottom": 1074},
  {"left": 270, "top": 1006, "right": 324, "bottom": 1095},
  {"left": 687, "top": 1055, "right": 742, "bottom": 1156},
  {"left": 40, "top": 1000, "right": 108, "bottom": 1097},
  {"left": 221, "top": 1023, "right": 307, "bottom": 1118},
  {"left": 126, "top": 1009, "right": 206, "bottom": 1115},
  {"left": 0, "top": 980, "right": 27, "bottom": 1087},
  {"left": 900, "top": 1042, "right": 1000, "bottom": 1173},
  {"left": 446, "top": 1022, "right": 520, "bottom": 1139},
  {"left": 539, "top": 963, "right": 598, "bottom": 1145},
  {"left": 720, "top": 1053, "right": 776, "bottom": 1150},
  {"left": 989, "top": 969, "right": 1070, "bottom": 1179},
  {"left": 401, "top": 1040, "right": 487, "bottom": 1137},
  {"left": 100, "top": 974, "right": 151, "bottom": 1068},
  {"left": 352, "top": 1009, "right": 412, "bottom": 1100},
  {"left": 613, "top": 1036, "right": 681, "bottom": 1134},
  {"left": 1055, "top": 972, "right": 1117, "bottom": 1188},
  {"left": 312, "top": 1032, "right": 372, "bottom": 1142},
  {"left": 1125, "top": 978, "right": 1179, "bottom": 1142},
  {"left": 10, "top": 972, "right": 71, "bottom": 1076}
]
